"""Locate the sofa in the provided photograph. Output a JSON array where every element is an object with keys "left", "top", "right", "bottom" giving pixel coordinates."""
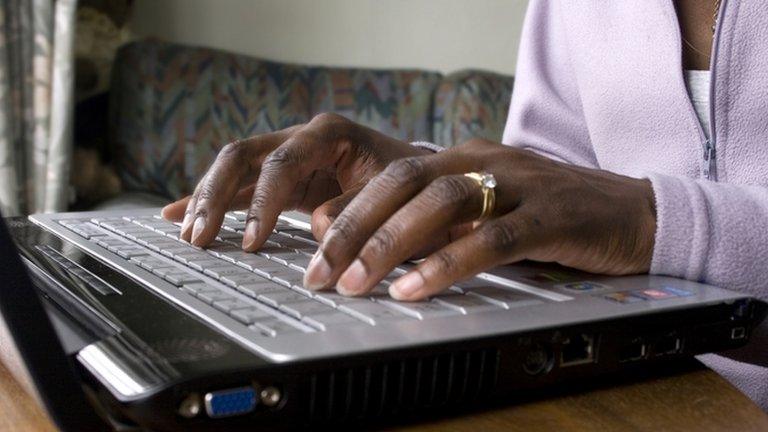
[{"left": 104, "top": 39, "right": 514, "bottom": 207}]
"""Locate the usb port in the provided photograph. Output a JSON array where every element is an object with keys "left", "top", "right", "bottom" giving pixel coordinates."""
[
  {"left": 618, "top": 339, "right": 646, "bottom": 363},
  {"left": 560, "top": 334, "right": 596, "bottom": 367},
  {"left": 654, "top": 335, "right": 682, "bottom": 356},
  {"left": 731, "top": 327, "right": 746, "bottom": 340}
]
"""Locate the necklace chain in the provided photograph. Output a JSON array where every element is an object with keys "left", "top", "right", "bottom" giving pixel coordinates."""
[{"left": 681, "top": 0, "right": 721, "bottom": 60}]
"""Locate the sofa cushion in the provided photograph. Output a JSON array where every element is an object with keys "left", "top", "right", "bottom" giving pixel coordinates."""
[
  {"left": 110, "top": 40, "right": 442, "bottom": 200},
  {"left": 432, "top": 70, "right": 514, "bottom": 148}
]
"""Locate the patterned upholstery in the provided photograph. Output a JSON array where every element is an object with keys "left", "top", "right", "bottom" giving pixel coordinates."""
[
  {"left": 109, "top": 40, "right": 514, "bottom": 200},
  {"left": 432, "top": 70, "right": 515, "bottom": 148}
]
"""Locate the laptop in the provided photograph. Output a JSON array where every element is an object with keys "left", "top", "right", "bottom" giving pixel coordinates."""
[{"left": 2, "top": 207, "right": 766, "bottom": 430}]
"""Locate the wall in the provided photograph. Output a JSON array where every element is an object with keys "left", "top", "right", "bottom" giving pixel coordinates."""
[{"left": 129, "top": 0, "right": 529, "bottom": 75}]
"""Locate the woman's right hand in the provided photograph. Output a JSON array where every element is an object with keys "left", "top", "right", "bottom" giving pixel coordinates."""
[{"left": 161, "top": 113, "right": 431, "bottom": 251}]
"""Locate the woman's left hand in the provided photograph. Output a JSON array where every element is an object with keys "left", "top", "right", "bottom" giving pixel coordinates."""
[{"left": 303, "top": 138, "right": 657, "bottom": 301}]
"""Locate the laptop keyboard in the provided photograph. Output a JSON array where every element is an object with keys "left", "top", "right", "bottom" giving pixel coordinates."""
[{"left": 56, "top": 212, "right": 542, "bottom": 338}]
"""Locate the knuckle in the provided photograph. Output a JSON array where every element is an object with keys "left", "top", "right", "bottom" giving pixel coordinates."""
[
  {"left": 427, "top": 176, "right": 474, "bottom": 206},
  {"left": 311, "top": 112, "right": 346, "bottom": 126},
  {"left": 429, "top": 249, "right": 460, "bottom": 273},
  {"left": 478, "top": 220, "right": 519, "bottom": 254},
  {"left": 249, "top": 193, "right": 269, "bottom": 212},
  {"left": 196, "top": 181, "right": 216, "bottom": 203},
  {"left": 324, "top": 212, "right": 361, "bottom": 249},
  {"left": 219, "top": 140, "right": 249, "bottom": 160},
  {"left": 382, "top": 156, "right": 428, "bottom": 186},
  {"left": 366, "top": 226, "right": 401, "bottom": 258},
  {"left": 262, "top": 146, "right": 301, "bottom": 172}
]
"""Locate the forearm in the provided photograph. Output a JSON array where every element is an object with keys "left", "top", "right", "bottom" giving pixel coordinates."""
[{"left": 648, "top": 172, "right": 768, "bottom": 300}]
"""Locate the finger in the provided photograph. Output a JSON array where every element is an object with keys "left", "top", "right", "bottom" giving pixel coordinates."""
[
  {"left": 310, "top": 185, "right": 362, "bottom": 242},
  {"left": 188, "top": 127, "right": 300, "bottom": 246},
  {"left": 335, "top": 175, "right": 483, "bottom": 296},
  {"left": 161, "top": 196, "right": 191, "bottom": 222},
  {"left": 305, "top": 150, "right": 472, "bottom": 291},
  {"left": 389, "top": 207, "right": 540, "bottom": 301},
  {"left": 174, "top": 185, "right": 257, "bottom": 239},
  {"left": 243, "top": 115, "right": 355, "bottom": 251}
]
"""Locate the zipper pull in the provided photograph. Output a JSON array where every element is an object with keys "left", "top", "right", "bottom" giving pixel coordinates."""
[{"left": 703, "top": 139, "right": 716, "bottom": 180}]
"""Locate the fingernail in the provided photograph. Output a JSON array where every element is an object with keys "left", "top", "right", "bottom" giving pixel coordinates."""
[
  {"left": 390, "top": 271, "right": 425, "bottom": 299},
  {"left": 181, "top": 213, "right": 193, "bottom": 234},
  {"left": 337, "top": 259, "right": 368, "bottom": 296},
  {"left": 304, "top": 251, "right": 332, "bottom": 290},
  {"left": 243, "top": 219, "right": 259, "bottom": 250},
  {"left": 191, "top": 215, "right": 206, "bottom": 243}
]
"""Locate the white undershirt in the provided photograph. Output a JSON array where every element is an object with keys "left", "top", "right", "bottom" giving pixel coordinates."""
[{"left": 684, "top": 70, "right": 712, "bottom": 140}]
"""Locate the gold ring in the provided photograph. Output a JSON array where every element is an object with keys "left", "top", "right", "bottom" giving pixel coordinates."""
[{"left": 463, "top": 172, "right": 497, "bottom": 222}]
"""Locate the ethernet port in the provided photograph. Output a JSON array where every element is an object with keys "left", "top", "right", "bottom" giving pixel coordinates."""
[
  {"left": 654, "top": 335, "right": 682, "bottom": 356},
  {"left": 618, "top": 339, "right": 647, "bottom": 363},
  {"left": 560, "top": 334, "right": 596, "bottom": 367}
]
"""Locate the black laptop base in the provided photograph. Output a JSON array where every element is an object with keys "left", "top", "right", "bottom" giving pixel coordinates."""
[
  {"left": 62, "top": 301, "right": 763, "bottom": 431},
  {"left": 8, "top": 217, "right": 768, "bottom": 431}
]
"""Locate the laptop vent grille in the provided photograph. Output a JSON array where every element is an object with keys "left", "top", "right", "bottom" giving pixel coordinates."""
[{"left": 304, "top": 347, "right": 499, "bottom": 423}]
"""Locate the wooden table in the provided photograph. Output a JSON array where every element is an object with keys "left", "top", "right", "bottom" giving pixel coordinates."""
[{"left": 2, "top": 360, "right": 767, "bottom": 432}]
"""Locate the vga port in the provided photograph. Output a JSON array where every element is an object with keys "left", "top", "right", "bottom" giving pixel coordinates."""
[{"left": 204, "top": 386, "right": 257, "bottom": 418}]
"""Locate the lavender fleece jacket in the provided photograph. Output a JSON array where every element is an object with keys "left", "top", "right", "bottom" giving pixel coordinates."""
[{"left": 500, "top": 0, "right": 768, "bottom": 409}]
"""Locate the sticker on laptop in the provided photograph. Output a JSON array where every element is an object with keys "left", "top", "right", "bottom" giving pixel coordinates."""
[
  {"left": 634, "top": 287, "right": 693, "bottom": 300},
  {"left": 602, "top": 291, "right": 645, "bottom": 304},
  {"left": 602, "top": 287, "right": 694, "bottom": 304},
  {"left": 557, "top": 281, "right": 611, "bottom": 292},
  {"left": 658, "top": 286, "right": 694, "bottom": 297}
]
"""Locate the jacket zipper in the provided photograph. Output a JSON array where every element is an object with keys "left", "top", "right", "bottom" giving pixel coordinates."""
[{"left": 702, "top": 0, "right": 728, "bottom": 181}]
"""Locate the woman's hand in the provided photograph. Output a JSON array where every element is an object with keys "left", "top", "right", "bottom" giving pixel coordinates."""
[
  {"left": 162, "top": 113, "right": 430, "bottom": 249},
  {"left": 305, "top": 138, "right": 657, "bottom": 301}
]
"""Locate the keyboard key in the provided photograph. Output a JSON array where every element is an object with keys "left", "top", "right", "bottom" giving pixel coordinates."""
[
  {"left": 164, "top": 272, "right": 204, "bottom": 287},
  {"left": 278, "top": 299, "right": 334, "bottom": 319},
  {"left": 212, "top": 298, "right": 253, "bottom": 313},
  {"left": 251, "top": 261, "right": 290, "bottom": 279},
  {"left": 269, "top": 267, "right": 304, "bottom": 287},
  {"left": 376, "top": 299, "right": 459, "bottom": 320},
  {"left": 249, "top": 319, "right": 307, "bottom": 337},
  {"left": 465, "top": 286, "right": 543, "bottom": 309},
  {"left": 203, "top": 265, "right": 249, "bottom": 280},
  {"left": 217, "top": 250, "right": 258, "bottom": 265},
  {"left": 188, "top": 259, "right": 224, "bottom": 272},
  {"left": 134, "top": 257, "right": 174, "bottom": 272},
  {"left": 312, "top": 291, "right": 365, "bottom": 308},
  {"left": 160, "top": 245, "right": 193, "bottom": 258},
  {"left": 433, "top": 294, "right": 500, "bottom": 314},
  {"left": 222, "top": 220, "right": 246, "bottom": 231},
  {"left": 220, "top": 273, "right": 261, "bottom": 287},
  {"left": 230, "top": 254, "right": 273, "bottom": 271},
  {"left": 287, "top": 255, "right": 312, "bottom": 272},
  {"left": 180, "top": 282, "right": 216, "bottom": 294},
  {"left": 237, "top": 281, "right": 283, "bottom": 298},
  {"left": 302, "top": 312, "right": 362, "bottom": 331},
  {"left": 173, "top": 251, "right": 212, "bottom": 264},
  {"left": 338, "top": 302, "right": 409, "bottom": 326},
  {"left": 114, "top": 247, "right": 149, "bottom": 259},
  {"left": 207, "top": 243, "right": 242, "bottom": 258},
  {"left": 217, "top": 231, "right": 243, "bottom": 242},
  {"left": 230, "top": 307, "right": 272, "bottom": 325},
  {"left": 197, "top": 291, "right": 236, "bottom": 304},
  {"left": 229, "top": 211, "right": 248, "bottom": 222},
  {"left": 257, "top": 291, "right": 310, "bottom": 308},
  {"left": 258, "top": 246, "right": 298, "bottom": 264}
]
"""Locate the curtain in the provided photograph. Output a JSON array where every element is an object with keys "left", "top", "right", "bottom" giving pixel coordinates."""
[{"left": 0, "top": 0, "right": 78, "bottom": 216}]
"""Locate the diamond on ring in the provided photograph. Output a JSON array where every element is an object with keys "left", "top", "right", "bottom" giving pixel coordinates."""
[{"left": 463, "top": 172, "right": 497, "bottom": 222}]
